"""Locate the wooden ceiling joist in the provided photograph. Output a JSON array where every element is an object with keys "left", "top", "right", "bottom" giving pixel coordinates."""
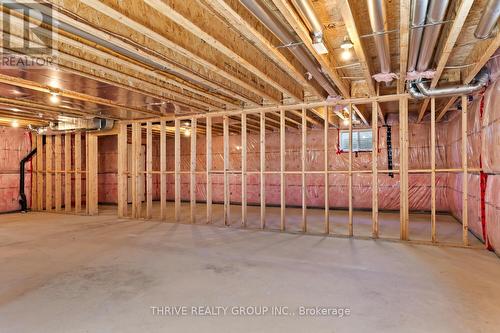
[
  {"left": 80, "top": 0, "right": 284, "bottom": 105},
  {"left": 270, "top": 0, "right": 350, "bottom": 98},
  {"left": 143, "top": 0, "right": 304, "bottom": 102},
  {"left": 0, "top": 73, "right": 160, "bottom": 117},
  {"left": 203, "top": 0, "right": 325, "bottom": 99},
  {"left": 399, "top": 0, "right": 410, "bottom": 93}
]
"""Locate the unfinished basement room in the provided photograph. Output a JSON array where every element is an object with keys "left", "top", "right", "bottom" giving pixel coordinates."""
[{"left": 1, "top": 0, "right": 500, "bottom": 332}]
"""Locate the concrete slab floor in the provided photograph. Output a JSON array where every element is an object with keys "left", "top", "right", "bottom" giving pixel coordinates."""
[{"left": 0, "top": 211, "right": 499, "bottom": 333}]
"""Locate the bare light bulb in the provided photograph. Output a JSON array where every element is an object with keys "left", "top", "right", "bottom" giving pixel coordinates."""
[
  {"left": 183, "top": 128, "right": 191, "bottom": 137},
  {"left": 341, "top": 49, "right": 352, "bottom": 61},
  {"left": 50, "top": 93, "right": 60, "bottom": 104},
  {"left": 11, "top": 120, "right": 19, "bottom": 128},
  {"left": 343, "top": 118, "right": 349, "bottom": 126}
]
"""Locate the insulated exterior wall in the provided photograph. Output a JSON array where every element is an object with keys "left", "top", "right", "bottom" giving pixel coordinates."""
[{"left": 0, "top": 127, "right": 31, "bottom": 213}]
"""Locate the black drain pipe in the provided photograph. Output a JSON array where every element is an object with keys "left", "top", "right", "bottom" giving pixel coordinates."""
[{"left": 19, "top": 136, "right": 45, "bottom": 212}]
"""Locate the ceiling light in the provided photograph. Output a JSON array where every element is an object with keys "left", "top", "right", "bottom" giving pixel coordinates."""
[
  {"left": 341, "top": 49, "right": 352, "bottom": 61},
  {"left": 50, "top": 93, "right": 60, "bottom": 104},
  {"left": 343, "top": 118, "right": 349, "bottom": 126},
  {"left": 340, "top": 36, "right": 354, "bottom": 49},
  {"left": 48, "top": 79, "right": 60, "bottom": 89},
  {"left": 183, "top": 128, "right": 191, "bottom": 137},
  {"left": 11, "top": 120, "right": 19, "bottom": 128}
]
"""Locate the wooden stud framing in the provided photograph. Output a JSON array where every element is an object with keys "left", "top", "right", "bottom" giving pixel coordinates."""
[
  {"left": 36, "top": 134, "right": 43, "bottom": 211},
  {"left": 86, "top": 134, "right": 98, "bottom": 216},
  {"left": 324, "top": 107, "right": 330, "bottom": 234},
  {"left": 117, "top": 123, "right": 128, "bottom": 218},
  {"left": 399, "top": 97, "right": 409, "bottom": 240},
  {"left": 146, "top": 122, "right": 153, "bottom": 219},
  {"left": 45, "top": 135, "right": 53, "bottom": 212},
  {"left": 431, "top": 98, "right": 437, "bottom": 242},
  {"left": 206, "top": 117, "right": 212, "bottom": 223},
  {"left": 74, "top": 132, "right": 82, "bottom": 213},
  {"left": 348, "top": 104, "right": 353, "bottom": 237},
  {"left": 301, "top": 108, "right": 307, "bottom": 232},
  {"left": 64, "top": 133, "right": 71, "bottom": 212},
  {"left": 30, "top": 136, "right": 37, "bottom": 211},
  {"left": 190, "top": 118, "right": 197, "bottom": 223},
  {"left": 260, "top": 110, "right": 266, "bottom": 229},
  {"left": 223, "top": 115, "right": 230, "bottom": 226},
  {"left": 372, "top": 101, "right": 379, "bottom": 238},
  {"left": 241, "top": 113, "right": 247, "bottom": 227},
  {"left": 462, "top": 95, "right": 468, "bottom": 246},
  {"left": 54, "top": 135, "right": 62, "bottom": 212},
  {"left": 160, "top": 121, "right": 167, "bottom": 220},
  {"left": 174, "top": 119, "right": 181, "bottom": 222},
  {"left": 280, "top": 109, "right": 286, "bottom": 231},
  {"left": 131, "top": 123, "right": 141, "bottom": 219}
]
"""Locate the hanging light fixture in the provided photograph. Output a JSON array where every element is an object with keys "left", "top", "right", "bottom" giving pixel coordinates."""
[{"left": 340, "top": 36, "right": 353, "bottom": 61}]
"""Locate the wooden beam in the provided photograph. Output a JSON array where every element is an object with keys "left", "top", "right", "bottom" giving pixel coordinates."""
[
  {"left": 372, "top": 101, "right": 379, "bottom": 238},
  {"left": 399, "top": 0, "right": 410, "bottom": 93},
  {"left": 54, "top": 135, "right": 62, "bottom": 212},
  {"left": 36, "top": 135, "right": 43, "bottom": 211},
  {"left": 431, "top": 98, "right": 436, "bottom": 242},
  {"left": 399, "top": 97, "right": 409, "bottom": 240},
  {"left": 131, "top": 123, "right": 141, "bottom": 218},
  {"left": 340, "top": 0, "right": 376, "bottom": 96},
  {"left": 301, "top": 108, "right": 307, "bottom": 232},
  {"left": 46, "top": 136, "right": 53, "bottom": 212},
  {"left": 117, "top": 123, "right": 128, "bottom": 218},
  {"left": 223, "top": 115, "right": 230, "bottom": 226},
  {"left": 0, "top": 73, "right": 161, "bottom": 117},
  {"left": 260, "top": 110, "right": 266, "bottom": 229},
  {"left": 33, "top": 3, "right": 246, "bottom": 107},
  {"left": 86, "top": 134, "right": 98, "bottom": 216},
  {"left": 190, "top": 118, "right": 197, "bottom": 223},
  {"left": 146, "top": 122, "right": 153, "bottom": 219},
  {"left": 462, "top": 95, "right": 468, "bottom": 246},
  {"left": 145, "top": 0, "right": 304, "bottom": 102},
  {"left": 160, "top": 121, "right": 167, "bottom": 220},
  {"left": 241, "top": 112, "right": 247, "bottom": 227},
  {"left": 270, "top": 0, "right": 350, "bottom": 97},
  {"left": 418, "top": 0, "right": 474, "bottom": 122},
  {"left": 348, "top": 103, "right": 353, "bottom": 236},
  {"left": 81, "top": 0, "right": 278, "bottom": 104},
  {"left": 324, "top": 107, "right": 330, "bottom": 234},
  {"left": 204, "top": 0, "right": 325, "bottom": 99},
  {"left": 174, "top": 119, "right": 181, "bottom": 222},
  {"left": 74, "top": 133, "right": 82, "bottom": 213},
  {"left": 206, "top": 117, "right": 213, "bottom": 224},
  {"left": 31, "top": 135, "right": 38, "bottom": 211},
  {"left": 64, "top": 133, "right": 71, "bottom": 213},
  {"left": 280, "top": 109, "right": 286, "bottom": 231}
]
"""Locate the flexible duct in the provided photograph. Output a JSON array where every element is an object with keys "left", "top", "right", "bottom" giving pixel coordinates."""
[
  {"left": 366, "top": 0, "right": 391, "bottom": 74},
  {"left": 408, "top": 68, "right": 489, "bottom": 99},
  {"left": 416, "top": 0, "right": 450, "bottom": 72},
  {"left": 240, "top": 0, "right": 338, "bottom": 97},
  {"left": 407, "top": 0, "right": 430, "bottom": 72},
  {"left": 291, "top": 0, "right": 327, "bottom": 54},
  {"left": 474, "top": 0, "right": 500, "bottom": 39}
]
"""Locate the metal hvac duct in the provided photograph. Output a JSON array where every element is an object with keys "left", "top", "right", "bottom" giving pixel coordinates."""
[
  {"left": 366, "top": 0, "right": 391, "bottom": 74},
  {"left": 416, "top": 0, "right": 450, "bottom": 72},
  {"left": 291, "top": 0, "right": 328, "bottom": 54},
  {"left": 474, "top": 0, "right": 500, "bottom": 39},
  {"left": 240, "top": 0, "right": 338, "bottom": 97},
  {"left": 408, "top": 68, "right": 489, "bottom": 99},
  {"left": 407, "top": 0, "right": 430, "bottom": 72}
]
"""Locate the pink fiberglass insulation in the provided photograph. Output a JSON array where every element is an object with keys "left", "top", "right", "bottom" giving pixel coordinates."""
[
  {"left": 161, "top": 121, "right": 449, "bottom": 212},
  {"left": 0, "top": 126, "right": 32, "bottom": 213}
]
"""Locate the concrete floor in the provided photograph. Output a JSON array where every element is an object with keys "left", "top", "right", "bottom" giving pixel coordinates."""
[{"left": 1, "top": 208, "right": 499, "bottom": 332}]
